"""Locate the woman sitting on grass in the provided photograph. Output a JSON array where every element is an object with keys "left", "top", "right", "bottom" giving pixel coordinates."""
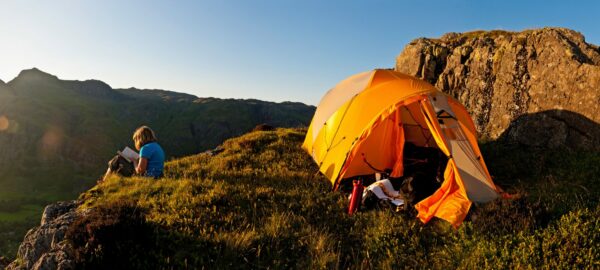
[{"left": 133, "top": 126, "right": 165, "bottom": 178}]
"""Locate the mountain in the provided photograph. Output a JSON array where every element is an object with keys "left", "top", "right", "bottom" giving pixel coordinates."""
[
  {"left": 5, "top": 128, "right": 599, "bottom": 269},
  {"left": 0, "top": 68, "right": 314, "bottom": 258},
  {"left": 0, "top": 67, "right": 313, "bottom": 169},
  {"left": 396, "top": 27, "right": 600, "bottom": 150}
]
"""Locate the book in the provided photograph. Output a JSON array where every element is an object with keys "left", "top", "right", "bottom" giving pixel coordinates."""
[{"left": 118, "top": 146, "right": 139, "bottom": 163}]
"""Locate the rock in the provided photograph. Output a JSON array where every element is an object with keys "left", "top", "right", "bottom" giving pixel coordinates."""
[
  {"left": 7, "top": 201, "right": 79, "bottom": 270},
  {"left": 41, "top": 201, "right": 77, "bottom": 226},
  {"left": 396, "top": 28, "right": 600, "bottom": 150},
  {"left": 440, "top": 32, "right": 461, "bottom": 41},
  {"left": 30, "top": 242, "right": 75, "bottom": 270},
  {"left": 502, "top": 110, "right": 600, "bottom": 150}
]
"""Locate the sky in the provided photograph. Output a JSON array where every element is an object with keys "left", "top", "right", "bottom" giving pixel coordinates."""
[{"left": 1, "top": 1, "right": 599, "bottom": 105}]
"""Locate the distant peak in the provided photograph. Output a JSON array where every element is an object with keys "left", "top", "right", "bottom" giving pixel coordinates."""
[
  {"left": 15, "top": 68, "right": 59, "bottom": 81},
  {"left": 21, "top": 67, "right": 51, "bottom": 75}
]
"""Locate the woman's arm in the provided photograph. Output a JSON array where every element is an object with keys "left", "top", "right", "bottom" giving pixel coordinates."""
[{"left": 136, "top": 157, "right": 148, "bottom": 175}]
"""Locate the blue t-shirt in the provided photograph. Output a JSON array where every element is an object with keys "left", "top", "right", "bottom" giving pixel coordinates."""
[{"left": 140, "top": 142, "right": 165, "bottom": 178}]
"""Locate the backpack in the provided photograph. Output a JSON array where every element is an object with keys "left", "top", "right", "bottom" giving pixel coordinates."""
[{"left": 102, "top": 155, "right": 135, "bottom": 181}]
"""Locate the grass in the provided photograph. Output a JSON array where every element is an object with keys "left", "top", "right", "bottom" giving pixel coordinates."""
[
  {"left": 58, "top": 129, "right": 600, "bottom": 269},
  {"left": 0, "top": 188, "right": 55, "bottom": 259},
  {"left": 0, "top": 218, "right": 38, "bottom": 261},
  {"left": 0, "top": 207, "right": 39, "bottom": 260},
  {"left": 0, "top": 205, "right": 44, "bottom": 222},
  {"left": 8, "top": 128, "right": 600, "bottom": 268}
]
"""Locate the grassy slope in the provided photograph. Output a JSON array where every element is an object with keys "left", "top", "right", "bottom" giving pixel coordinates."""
[
  {"left": 0, "top": 72, "right": 314, "bottom": 259},
  {"left": 65, "top": 128, "right": 598, "bottom": 269}
]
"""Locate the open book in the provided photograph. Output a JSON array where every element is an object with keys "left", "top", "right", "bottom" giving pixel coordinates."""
[{"left": 118, "top": 146, "right": 139, "bottom": 163}]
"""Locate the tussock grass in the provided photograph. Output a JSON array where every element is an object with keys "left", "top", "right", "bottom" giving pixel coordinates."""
[{"left": 72, "top": 128, "right": 599, "bottom": 269}]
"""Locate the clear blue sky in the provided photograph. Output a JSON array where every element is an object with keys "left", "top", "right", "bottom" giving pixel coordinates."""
[{"left": 1, "top": 1, "right": 598, "bottom": 105}]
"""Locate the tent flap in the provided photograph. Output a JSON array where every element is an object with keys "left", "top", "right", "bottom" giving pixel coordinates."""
[{"left": 415, "top": 159, "right": 471, "bottom": 227}]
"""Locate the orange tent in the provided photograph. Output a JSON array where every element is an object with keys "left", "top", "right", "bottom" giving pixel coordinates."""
[{"left": 302, "top": 69, "right": 501, "bottom": 227}]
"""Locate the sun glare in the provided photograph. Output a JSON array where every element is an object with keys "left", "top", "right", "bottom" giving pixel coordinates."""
[{"left": 0, "top": 115, "right": 9, "bottom": 131}]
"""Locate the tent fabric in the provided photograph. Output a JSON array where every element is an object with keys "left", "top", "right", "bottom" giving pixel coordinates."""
[
  {"left": 303, "top": 71, "right": 438, "bottom": 182},
  {"left": 303, "top": 69, "right": 501, "bottom": 227},
  {"left": 415, "top": 159, "right": 472, "bottom": 227},
  {"left": 310, "top": 70, "right": 375, "bottom": 141}
]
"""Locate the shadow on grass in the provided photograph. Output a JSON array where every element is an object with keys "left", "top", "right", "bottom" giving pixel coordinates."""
[{"left": 474, "top": 110, "right": 599, "bottom": 233}]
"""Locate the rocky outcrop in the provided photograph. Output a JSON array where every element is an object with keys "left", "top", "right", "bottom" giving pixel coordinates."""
[
  {"left": 7, "top": 201, "right": 80, "bottom": 270},
  {"left": 396, "top": 28, "right": 600, "bottom": 150}
]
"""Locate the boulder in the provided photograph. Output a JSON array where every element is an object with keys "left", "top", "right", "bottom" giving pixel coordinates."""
[
  {"left": 7, "top": 201, "right": 79, "bottom": 270},
  {"left": 396, "top": 28, "right": 600, "bottom": 150}
]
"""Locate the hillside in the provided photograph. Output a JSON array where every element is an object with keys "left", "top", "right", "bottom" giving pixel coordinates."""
[
  {"left": 396, "top": 28, "right": 600, "bottom": 150},
  {"left": 0, "top": 69, "right": 314, "bottom": 259},
  {"left": 5, "top": 128, "right": 599, "bottom": 269}
]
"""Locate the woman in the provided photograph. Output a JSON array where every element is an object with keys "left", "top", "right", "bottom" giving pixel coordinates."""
[{"left": 132, "top": 126, "right": 165, "bottom": 178}]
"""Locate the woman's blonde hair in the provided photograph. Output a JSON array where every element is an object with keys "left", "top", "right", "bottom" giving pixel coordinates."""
[{"left": 133, "top": 126, "right": 157, "bottom": 150}]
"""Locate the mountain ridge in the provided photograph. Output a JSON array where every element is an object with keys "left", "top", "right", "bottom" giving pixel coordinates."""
[
  {"left": 6, "top": 68, "right": 309, "bottom": 105},
  {"left": 0, "top": 67, "right": 315, "bottom": 166}
]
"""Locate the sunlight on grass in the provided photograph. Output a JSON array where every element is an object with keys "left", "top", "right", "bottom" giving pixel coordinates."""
[{"left": 47, "top": 128, "right": 600, "bottom": 268}]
